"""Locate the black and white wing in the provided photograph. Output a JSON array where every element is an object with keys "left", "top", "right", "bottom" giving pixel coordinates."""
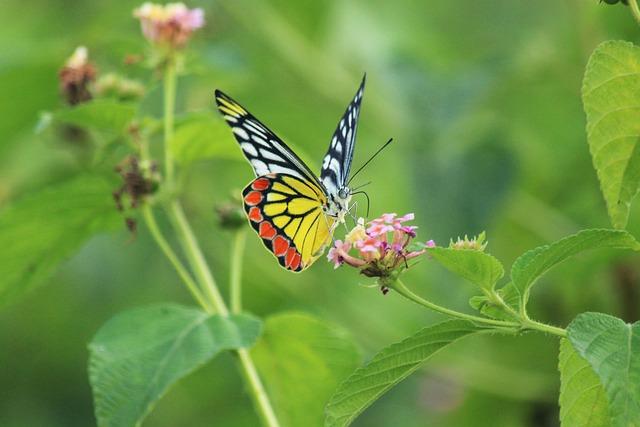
[
  {"left": 215, "top": 90, "right": 321, "bottom": 187},
  {"left": 320, "top": 75, "right": 366, "bottom": 196}
]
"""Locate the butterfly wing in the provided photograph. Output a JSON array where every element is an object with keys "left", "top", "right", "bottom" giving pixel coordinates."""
[
  {"left": 243, "top": 174, "right": 335, "bottom": 271},
  {"left": 215, "top": 90, "right": 323, "bottom": 187},
  {"left": 215, "top": 90, "right": 335, "bottom": 271},
  {"left": 320, "top": 75, "right": 366, "bottom": 197}
]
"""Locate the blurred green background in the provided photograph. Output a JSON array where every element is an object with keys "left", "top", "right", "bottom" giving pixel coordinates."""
[{"left": 2, "top": 0, "right": 640, "bottom": 426}]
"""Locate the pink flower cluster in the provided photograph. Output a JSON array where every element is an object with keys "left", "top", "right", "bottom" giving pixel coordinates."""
[
  {"left": 133, "top": 3, "right": 204, "bottom": 48},
  {"left": 328, "top": 213, "right": 434, "bottom": 278}
]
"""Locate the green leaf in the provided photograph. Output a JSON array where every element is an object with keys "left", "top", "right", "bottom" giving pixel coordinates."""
[
  {"left": 53, "top": 99, "right": 137, "bottom": 134},
  {"left": 582, "top": 40, "right": 640, "bottom": 229},
  {"left": 427, "top": 247, "right": 504, "bottom": 292},
  {"left": 169, "top": 112, "right": 244, "bottom": 164},
  {"left": 89, "top": 304, "right": 262, "bottom": 427},
  {"left": 568, "top": 313, "right": 640, "bottom": 427},
  {"left": 558, "top": 339, "right": 610, "bottom": 427},
  {"left": 252, "top": 312, "right": 360, "bottom": 427},
  {"left": 0, "top": 174, "right": 121, "bottom": 307},
  {"left": 511, "top": 229, "right": 640, "bottom": 310},
  {"left": 324, "top": 320, "right": 483, "bottom": 427}
]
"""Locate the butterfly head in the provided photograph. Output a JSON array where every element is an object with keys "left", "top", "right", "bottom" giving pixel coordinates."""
[{"left": 325, "top": 186, "right": 352, "bottom": 223}]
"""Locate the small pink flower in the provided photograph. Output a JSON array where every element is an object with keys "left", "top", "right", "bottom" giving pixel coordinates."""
[
  {"left": 397, "top": 213, "right": 414, "bottom": 222},
  {"left": 327, "top": 240, "right": 351, "bottom": 269},
  {"left": 134, "top": 2, "right": 205, "bottom": 48},
  {"left": 328, "top": 212, "right": 434, "bottom": 283},
  {"left": 366, "top": 222, "right": 394, "bottom": 236},
  {"left": 356, "top": 236, "right": 382, "bottom": 253}
]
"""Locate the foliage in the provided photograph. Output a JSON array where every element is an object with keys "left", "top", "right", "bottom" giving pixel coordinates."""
[
  {"left": 252, "top": 313, "right": 360, "bottom": 427},
  {"left": 583, "top": 41, "right": 640, "bottom": 229},
  {"left": 427, "top": 247, "right": 503, "bottom": 293},
  {"left": 3, "top": 1, "right": 640, "bottom": 427},
  {"left": 558, "top": 339, "right": 610, "bottom": 427},
  {"left": 325, "top": 320, "right": 483, "bottom": 427},
  {"left": 89, "top": 304, "right": 261, "bottom": 427},
  {"left": 0, "top": 174, "right": 121, "bottom": 307},
  {"left": 568, "top": 313, "right": 640, "bottom": 427},
  {"left": 510, "top": 229, "right": 640, "bottom": 313}
]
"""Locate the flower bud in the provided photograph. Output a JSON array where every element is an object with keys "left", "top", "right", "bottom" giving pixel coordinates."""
[
  {"left": 215, "top": 195, "right": 246, "bottom": 230},
  {"left": 133, "top": 3, "right": 205, "bottom": 49},
  {"left": 449, "top": 232, "right": 487, "bottom": 251},
  {"left": 113, "top": 156, "right": 158, "bottom": 211},
  {"left": 58, "top": 46, "right": 97, "bottom": 105},
  {"left": 94, "top": 73, "right": 145, "bottom": 101}
]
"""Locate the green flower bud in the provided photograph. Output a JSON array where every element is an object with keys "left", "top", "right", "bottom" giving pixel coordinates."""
[{"left": 215, "top": 195, "right": 246, "bottom": 230}]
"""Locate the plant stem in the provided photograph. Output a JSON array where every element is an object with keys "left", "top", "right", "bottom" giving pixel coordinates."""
[
  {"left": 163, "top": 58, "right": 177, "bottom": 185},
  {"left": 487, "top": 291, "right": 521, "bottom": 320},
  {"left": 521, "top": 318, "right": 567, "bottom": 338},
  {"left": 168, "top": 201, "right": 229, "bottom": 316},
  {"left": 230, "top": 230, "right": 247, "bottom": 313},
  {"left": 158, "top": 60, "right": 280, "bottom": 427},
  {"left": 392, "top": 280, "right": 520, "bottom": 329},
  {"left": 237, "top": 348, "right": 281, "bottom": 427},
  {"left": 630, "top": 0, "right": 640, "bottom": 26},
  {"left": 393, "top": 280, "right": 567, "bottom": 338},
  {"left": 167, "top": 202, "right": 280, "bottom": 427},
  {"left": 142, "top": 205, "right": 212, "bottom": 311}
]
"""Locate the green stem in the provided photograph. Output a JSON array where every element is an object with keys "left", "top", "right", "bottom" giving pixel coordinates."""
[
  {"left": 230, "top": 229, "right": 247, "bottom": 313},
  {"left": 167, "top": 202, "right": 281, "bottom": 427},
  {"left": 487, "top": 290, "right": 521, "bottom": 320},
  {"left": 163, "top": 58, "right": 177, "bottom": 185},
  {"left": 393, "top": 280, "right": 567, "bottom": 337},
  {"left": 392, "top": 279, "right": 520, "bottom": 329},
  {"left": 142, "top": 205, "right": 211, "bottom": 311},
  {"left": 237, "top": 348, "right": 281, "bottom": 427},
  {"left": 488, "top": 290, "right": 566, "bottom": 337},
  {"left": 630, "top": 0, "right": 640, "bottom": 26},
  {"left": 521, "top": 318, "right": 567, "bottom": 338},
  {"left": 158, "top": 60, "right": 280, "bottom": 427},
  {"left": 167, "top": 201, "right": 229, "bottom": 316}
]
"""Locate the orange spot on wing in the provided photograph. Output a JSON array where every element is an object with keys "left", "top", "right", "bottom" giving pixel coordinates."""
[
  {"left": 252, "top": 178, "right": 270, "bottom": 191},
  {"left": 248, "top": 207, "right": 263, "bottom": 222},
  {"left": 259, "top": 222, "right": 277, "bottom": 240},
  {"left": 289, "top": 252, "right": 302, "bottom": 271},
  {"left": 272, "top": 235, "right": 289, "bottom": 257},
  {"left": 244, "top": 191, "right": 263, "bottom": 206},
  {"left": 285, "top": 247, "right": 297, "bottom": 268}
]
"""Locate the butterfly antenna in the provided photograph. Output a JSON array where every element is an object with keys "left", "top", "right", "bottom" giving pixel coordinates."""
[
  {"left": 348, "top": 138, "right": 393, "bottom": 185},
  {"left": 351, "top": 191, "right": 370, "bottom": 218},
  {"left": 350, "top": 180, "right": 372, "bottom": 192}
]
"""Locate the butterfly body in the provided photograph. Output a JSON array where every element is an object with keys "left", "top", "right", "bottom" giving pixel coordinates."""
[{"left": 215, "top": 76, "right": 365, "bottom": 271}]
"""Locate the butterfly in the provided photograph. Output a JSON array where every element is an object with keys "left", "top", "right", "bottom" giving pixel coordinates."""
[{"left": 215, "top": 75, "right": 366, "bottom": 272}]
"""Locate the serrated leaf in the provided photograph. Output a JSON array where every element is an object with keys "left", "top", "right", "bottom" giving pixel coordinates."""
[
  {"left": 54, "top": 99, "right": 137, "bottom": 133},
  {"left": 169, "top": 112, "right": 243, "bottom": 164},
  {"left": 0, "top": 174, "right": 121, "bottom": 307},
  {"left": 568, "top": 313, "right": 640, "bottom": 427},
  {"left": 427, "top": 247, "right": 504, "bottom": 292},
  {"left": 324, "top": 320, "right": 483, "bottom": 427},
  {"left": 89, "top": 304, "right": 262, "bottom": 427},
  {"left": 511, "top": 229, "right": 640, "bottom": 310},
  {"left": 583, "top": 40, "right": 640, "bottom": 229},
  {"left": 558, "top": 339, "right": 610, "bottom": 427},
  {"left": 252, "top": 313, "right": 360, "bottom": 427}
]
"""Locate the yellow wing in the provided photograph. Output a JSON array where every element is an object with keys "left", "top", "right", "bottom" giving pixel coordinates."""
[{"left": 242, "top": 174, "right": 335, "bottom": 272}]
